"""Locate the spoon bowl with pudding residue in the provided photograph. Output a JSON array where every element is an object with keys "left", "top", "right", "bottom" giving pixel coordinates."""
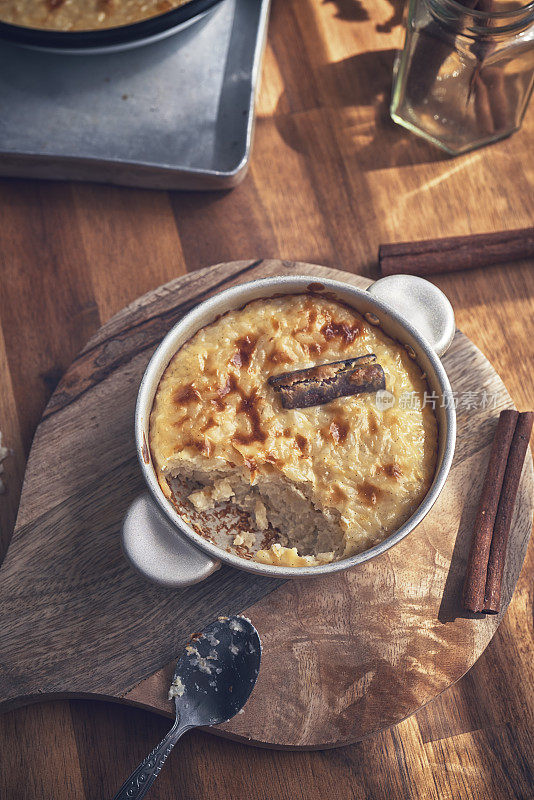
[{"left": 111, "top": 615, "right": 261, "bottom": 800}]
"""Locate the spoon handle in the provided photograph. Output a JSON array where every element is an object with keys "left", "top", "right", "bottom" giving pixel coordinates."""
[{"left": 111, "top": 716, "right": 188, "bottom": 800}]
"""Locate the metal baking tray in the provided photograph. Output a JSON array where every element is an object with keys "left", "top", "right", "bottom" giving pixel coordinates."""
[{"left": 0, "top": 0, "right": 270, "bottom": 190}]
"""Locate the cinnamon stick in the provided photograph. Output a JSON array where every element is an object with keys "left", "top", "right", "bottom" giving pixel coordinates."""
[
  {"left": 483, "top": 412, "right": 534, "bottom": 613},
  {"left": 268, "top": 356, "right": 385, "bottom": 410},
  {"left": 379, "top": 227, "right": 534, "bottom": 277},
  {"left": 463, "top": 409, "right": 518, "bottom": 613}
]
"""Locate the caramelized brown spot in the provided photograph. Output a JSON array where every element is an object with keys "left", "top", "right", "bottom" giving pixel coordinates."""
[
  {"left": 232, "top": 389, "right": 268, "bottom": 446},
  {"left": 218, "top": 374, "right": 239, "bottom": 398},
  {"left": 283, "top": 428, "right": 291, "bottom": 437},
  {"left": 184, "top": 438, "right": 212, "bottom": 458},
  {"left": 307, "top": 282, "right": 325, "bottom": 292},
  {"left": 306, "top": 342, "right": 324, "bottom": 357},
  {"left": 230, "top": 336, "right": 257, "bottom": 369},
  {"left": 213, "top": 375, "right": 236, "bottom": 408},
  {"left": 141, "top": 433, "right": 150, "bottom": 464},
  {"left": 201, "top": 415, "right": 216, "bottom": 432},
  {"left": 48, "top": 0, "right": 64, "bottom": 9},
  {"left": 358, "top": 481, "right": 381, "bottom": 506},
  {"left": 330, "top": 484, "right": 348, "bottom": 503},
  {"left": 303, "top": 298, "right": 319, "bottom": 329},
  {"left": 369, "top": 415, "right": 379, "bottom": 434},
  {"left": 217, "top": 370, "right": 271, "bottom": 447},
  {"left": 174, "top": 383, "right": 201, "bottom": 404},
  {"left": 267, "top": 349, "right": 293, "bottom": 365},
  {"left": 383, "top": 462, "right": 403, "bottom": 479},
  {"left": 321, "top": 319, "right": 362, "bottom": 346},
  {"left": 295, "top": 434, "right": 308, "bottom": 454},
  {"left": 294, "top": 301, "right": 319, "bottom": 334},
  {"left": 329, "top": 419, "right": 350, "bottom": 444}
]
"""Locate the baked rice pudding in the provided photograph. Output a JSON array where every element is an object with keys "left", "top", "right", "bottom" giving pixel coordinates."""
[
  {"left": 0, "top": 0, "right": 190, "bottom": 31},
  {"left": 149, "top": 294, "right": 438, "bottom": 567}
]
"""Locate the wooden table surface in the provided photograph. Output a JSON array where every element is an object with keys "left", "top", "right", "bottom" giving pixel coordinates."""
[{"left": 0, "top": 1, "right": 533, "bottom": 798}]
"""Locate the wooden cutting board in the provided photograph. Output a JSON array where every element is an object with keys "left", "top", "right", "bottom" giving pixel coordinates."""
[{"left": 0, "top": 259, "right": 532, "bottom": 750}]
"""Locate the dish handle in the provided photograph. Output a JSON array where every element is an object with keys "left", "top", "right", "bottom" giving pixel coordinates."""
[
  {"left": 366, "top": 274, "right": 455, "bottom": 357},
  {"left": 122, "top": 494, "right": 220, "bottom": 588}
]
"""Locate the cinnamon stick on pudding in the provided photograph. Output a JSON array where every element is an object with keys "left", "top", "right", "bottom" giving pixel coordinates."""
[
  {"left": 463, "top": 409, "right": 518, "bottom": 612},
  {"left": 268, "top": 355, "right": 385, "bottom": 410},
  {"left": 483, "top": 412, "right": 534, "bottom": 613}
]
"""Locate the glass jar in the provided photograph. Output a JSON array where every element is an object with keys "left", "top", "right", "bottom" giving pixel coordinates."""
[{"left": 391, "top": 0, "right": 534, "bottom": 154}]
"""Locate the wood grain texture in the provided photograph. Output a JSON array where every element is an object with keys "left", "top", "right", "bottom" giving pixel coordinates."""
[
  {"left": 0, "top": 0, "right": 533, "bottom": 795},
  {"left": 0, "top": 259, "right": 532, "bottom": 754}
]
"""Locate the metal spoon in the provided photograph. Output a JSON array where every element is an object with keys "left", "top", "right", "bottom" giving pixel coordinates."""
[{"left": 111, "top": 615, "right": 261, "bottom": 800}]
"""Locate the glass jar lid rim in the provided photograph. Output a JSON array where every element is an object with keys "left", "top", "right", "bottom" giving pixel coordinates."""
[{"left": 436, "top": 0, "right": 534, "bottom": 19}]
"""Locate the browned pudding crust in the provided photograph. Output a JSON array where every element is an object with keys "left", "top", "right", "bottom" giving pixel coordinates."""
[{"left": 149, "top": 294, "right": 438, "bottom": 566}]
